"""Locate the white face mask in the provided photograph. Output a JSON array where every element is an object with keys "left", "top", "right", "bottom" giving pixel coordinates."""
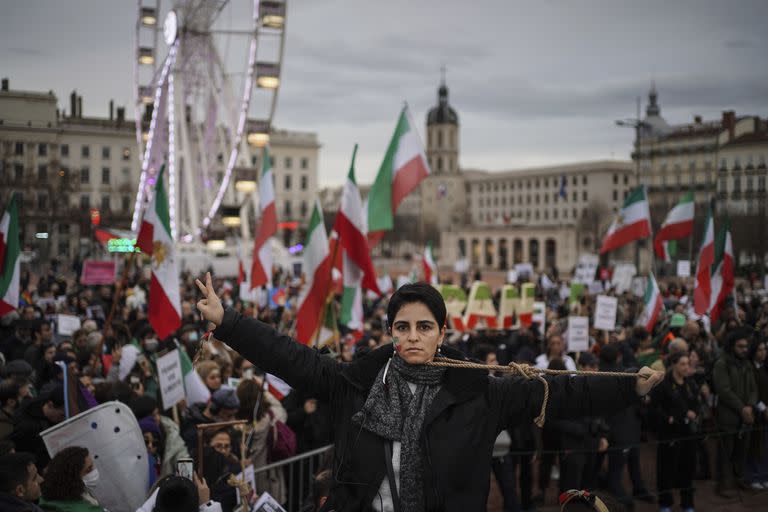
[
  {"left": 83, "top": 467, "right": 99, "bottom": 487},
  {"left": 188, "top": 331, "right": 199, "bottom": 342}
]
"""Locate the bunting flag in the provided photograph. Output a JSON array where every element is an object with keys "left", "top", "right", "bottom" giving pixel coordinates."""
[
  {"left": 251, "top": 146, "right": 277, "bottom": 289},
  {"left": 599, "top": 186, "right": 652, "bottom": 254},
  {"left": 0, "top": 194, "right": 20, "bottom": 316},
  {"left": 708, "top": 220, "right": 734, "bottom": 323},
  {"left": 422, "top": 242, "right": 438, "bottom": 285},
  {"left": 333, "top": 145, "right": 381, "bottom": 295},
  {"left": 367, "top": 107, "right": 431, "bottom": 245},
  {"left": 654, "top": 192, "right": 694, "bottom": 260},
  {"left": 136, "top": 166, "right": 181, "bottom": 339},
  {"left": 295, "top": 200, "right": 334, "bottom": 346},
  {"left": 637, "top": 273, "right": 664, "bottom": 332},
  {"left": 693, "top": 208, "right": 715, "bottom": 316}
]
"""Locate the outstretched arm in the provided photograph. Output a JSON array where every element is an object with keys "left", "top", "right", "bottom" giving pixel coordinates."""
[{"left": 196, "top": 273, "right": 339, "bottom": 401}]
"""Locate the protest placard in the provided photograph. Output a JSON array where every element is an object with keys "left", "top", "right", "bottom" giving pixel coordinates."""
[
  {"left": 514, "top": 263, "right": 534, "bottom": 281},
  {"left": 570, "top": 283, "right": 586, "bottom": 303},
  {"left": 677, "top": 260, "right": 691, "bottom": 278},
  {"left": 57, "top": 314, "right": 81, "bottom": 336},
  {"left": 498, "top": 285, "right": 519, "bottom": 329},
  {"left": 80, "top": 260, "right": 116, "bottom": 285},
  {"left": 252, "top": 492, "right": 287, "bottom": 512},
  {"left": 594, "top": 295, "right": 618, "bottom": 331},
  {"left": 532, "top": 301, "right": 546, "bottom": 333},
  {"left": 631, "top": 276, "right": 647, "bottom": 298},
  {"left": 464, "top": 281, "right": 498, "bottom": 329},
  {"left": 156, "top": 350, "right": 184, "bottom": 410},
  {"left": 568, "top": 316, "right": 589, "bottom": 352},
  {"left": 573, "top": 254, "right": 599, "bottom": 284},
  {"left": 611, "top": 263, "right": 636, "bottom": 294}
]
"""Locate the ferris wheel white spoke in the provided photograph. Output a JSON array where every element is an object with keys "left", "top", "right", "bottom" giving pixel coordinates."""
[{"left": 176, "top": 79, "right": 201, "bottom": 238}]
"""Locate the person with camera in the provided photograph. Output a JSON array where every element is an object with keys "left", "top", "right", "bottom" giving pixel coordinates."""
[
  {"left": 135, "top": 473, "right": 221, "bottom": 512},
  {"left": 651, "top": 351, "right": 702, "bottom": 512}
]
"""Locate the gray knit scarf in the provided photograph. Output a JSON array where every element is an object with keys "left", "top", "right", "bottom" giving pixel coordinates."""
[{"left": 352, "top": 354, "right": 446, "bottom": 511}]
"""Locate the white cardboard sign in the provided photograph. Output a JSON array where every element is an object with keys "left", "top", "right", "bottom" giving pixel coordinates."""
[
  {"left": 568, "top": 316, "right": 590, "bottom": 352},
  {"left": 677, "top": 260, "right": 691, "bottom": 278},
  {"left": 57, "top": 314, "right": 81, "bottom": 336},
  {"left": 594, "top": 295, "right": 618, "bottom": 331},
  {"left": 156, "top": 350, "right": 184, "bottom": 410}
]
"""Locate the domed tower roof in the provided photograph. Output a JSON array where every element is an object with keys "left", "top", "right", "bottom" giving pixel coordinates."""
[{"left": 427, "top": 79, "right": 458, "bottom": 126}]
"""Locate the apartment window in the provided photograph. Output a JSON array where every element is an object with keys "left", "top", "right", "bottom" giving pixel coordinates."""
[
  {"left": 623, "top": 175, "right": 629, "bottom": 185},
  {"left": 101, "top": 167, "right": 110, "bottom": 185},
  {"left": 572, "top": 191, "right": 577, "bottom": 202},
  {"left": 101, "top": 195, "right": 111, "bottom": 210},
  {"left": 80, "top": 167, "right": 90, "bottom": 184},
  {"left": 300, "top": 174, "right": 308, "bottom": 190},
  {"left": 58, "top": 223, "right": 70, "bottom": 235},
  {"left": 38, "top": 194, "right": 48, "bottom": 210},
  {"left": 535, "top": 179, "right": 540, "bottom": 188},
  {"left": 217, "top": 153, "right": 224, "bottom": 163},
  {"left": 553, "top": 209, "right": 558, "bottom": 219},
  {"left": 624, "top": 190, "right": 629, "bottom": 199},
  {"left": 527, "top": 180, "right": 531, "bottom": 189},
  {"left": 437, "top": 131, "right": 443, "bottom": 148},
  {"left": 61, "top": 144, "right": 69, "bottom": 157},
  {"left": 285, "top": 157, "right": 292, "bottom": 169},
  {"left": 563, "top": 209, "right": 568, "bottom": 219},
  {"left": 510, "top": 196, "right": 514, "bottom": 205},
  {"left": 122, "top": 147, "right": 131, "bottom": 161},
  {"left": 284, "top": 200, "right": 292, "bottom": 217},
  {"left": 573, "top": 208, "right": 578, "bottom": 219},
  {"left": 102, "top": 146, "right": 111, "bottom": 159},
  {"left": 543, "top": 210, "right": 548, "bottom": 220},
  {"left": 80, "top": 195, "right": 90, "bottom": 208},
  {"left": 494, "top": 183, "right": 499, "bottom": 191},
  {"left": 582, "top": 190, "right": 588, "bottom": 201},
  {"left": 534, "top": 195, "right": 539, "bottom": 205},
  {"left": 269, "top": 156, "right": 275, "bottom": 167},
  {"left": 746, "top": 176, "right": 754, "bottom": 191},
  {"left": 122, "top": 195, "right": 131, "bottom": 211},
  {"left": 613, "top": 174, "right": 618, "bottom": 184},
  {"left": 300, "top": 157, "right": 308, "bottom": 170},
  {"left": 553, "top": 192, "right": 558, "bottom": 202},
  {"left": 718, "top": 176, "right": 727, "bottom": 192},
  {"left": 251, "top": 155, "right": 258, "bottom": 167},
  {"left": 284, "top": 174, "right": 292, "bottom": 190},
  {"left": 14, "top": 142, "right": 24, "bottom": 155},
  {"left": 38, "top": 164, "right": 47, "bottom": 182},
  {"left": 526, "top": 195, "right": 531, "bottom": 205},
  {"left": 613, "top": 190, "right": 618, "bottom": 201},
  {"left": 689, "top": 161, "right": 696, "bottom": 171},
  {"left": 300, "top": 201, "right": 308, "bottom": 218},
  {"left": 544, "top": 194, "right": 549, "bottom": 204},
  {"left": 720, "top": 158, "right": 727, "bottom": 170},
  {"left": 535, "top": 211, "right": 540, "bottom": 220},
  {"left": 582, "top": 175, "right": 588, "bottom": 185},
  {"left": 759, "top": 176, "right": 766, "bottom": 191},
  {"left": 572, "top": 176, "right": 577, "bottom": 186},
  {"left": 733, "top": 176, "right": 741, "bottom": 192},
  {"left": 38, "top": 143, "right": 47, "bottom": 157},
  {"left": 82, "top": 145, "right": 90, "bottom": 158},
  {"left": 122, "top": 168, "right": 130, "bottom": 182}
]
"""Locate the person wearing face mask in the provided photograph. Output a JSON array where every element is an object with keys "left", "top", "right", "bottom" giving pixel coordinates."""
[{"left": 39, "top": 446, "right": 105, "bottom": 512}]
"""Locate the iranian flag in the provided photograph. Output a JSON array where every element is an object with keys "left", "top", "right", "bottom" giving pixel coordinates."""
[
  {"left": 693, "top": 208, "right": 715, "bottom": 316},
  {"left": 333, "top": 145, "right": 381, "bottom": 295},
  {"left": 637, "top": 273, "right": 664, "bottom": 332},
  {"left": 340, "top": 251, "right": 365, "bottom": 338},
  {"left": 599, "top": 186, "right": 652, "bottom": 254},
  {"left": 654, "top": 192, "right": 694, "bottom": 260},
  {"left": 422, "top": 242, "right": 438, "bottom": 285},
  {"left": 463, "top": 281, "right": 498, "bottom": 330},
  {"left": 367, "top": 107, "right": 431, "bottom": 245},
  {"left": 251, "top": 146, "right": 277, "bottom": 289},
  {"left": 136, "top": 166, "right": 182, "bottom": 339},
  {"left": 179, "top": 344, "right": 210, "bottom": 405},
  {"left": 0, "top": 194, "right": 20, "bottom": 316},
  {"left": 708, "top": 220, "right": 734, "bottom": 323},
  {"left": 295, "top": 200, "right": 334, "bottom": 346}
]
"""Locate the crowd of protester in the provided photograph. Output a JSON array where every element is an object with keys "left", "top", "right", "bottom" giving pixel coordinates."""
[{"left": 0, "top": 260, "right": 767, "bottom": 512}]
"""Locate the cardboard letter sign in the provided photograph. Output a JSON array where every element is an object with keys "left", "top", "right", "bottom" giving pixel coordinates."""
[
  {"left": 156, "top": 350, "right": 184, "bottom": 410},
  {"left": 594, "top": 295, "right": 618, "bottom": 331},
  {"left": 568, "top": 316, "right": 589, "bottom": 352}
]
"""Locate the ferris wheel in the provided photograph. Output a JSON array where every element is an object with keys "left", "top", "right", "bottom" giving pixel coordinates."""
[{"left": 131, "top": 0, "right": 287, "bottom": 243}]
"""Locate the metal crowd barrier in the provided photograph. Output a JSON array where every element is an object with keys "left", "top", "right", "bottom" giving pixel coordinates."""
[{"left": 252, "top": 444, "right": 334, "bottom": 512}]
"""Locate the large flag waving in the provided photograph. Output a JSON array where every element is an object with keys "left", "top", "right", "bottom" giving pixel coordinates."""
[
  {"left": 654, "top": 192, "right": 694, "bottom": 260},
  {"left": 637, "top": 273, "right": 664, "bottom": 332},
  {"left": 179, "top": 344, "right": 210, "bottom": 405},
  {"left": 708, "top": 220, "right": 734, "bottom": 323},
  {"left": 334, "top": 145, "right": 381, "bottom": 295},
  {"left": 295, "top": 200, "right": 334, "bottom": 345},
  {"left": 136, "top": 166, "right": 182, "bottom": 339},
  {"left": 251, "top": 146, "right": 277, "bottom": 289},
  {"left": 422, "top": 242, "right": 438, "bottom": 285},
  {"left": 0, "top": 194, "right": 20, "bottom": 316},
  {"left": 693, "top": 207, "right": 715, "bottom": 316},
  {"left": 367, "top": 107, "right": 431, "bottom": 245},
  {"left": 600, "top": 186, "right": 652, "bottom": 254}
]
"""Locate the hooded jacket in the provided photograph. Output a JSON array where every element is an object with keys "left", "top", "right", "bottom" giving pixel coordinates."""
[{"left": 214, "top": 308, "right": 640, "bottom": 512}]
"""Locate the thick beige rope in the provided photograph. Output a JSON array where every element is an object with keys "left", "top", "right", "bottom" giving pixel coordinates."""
[{"left": 425, "top": 357, "right": 648, "bottom": 428}]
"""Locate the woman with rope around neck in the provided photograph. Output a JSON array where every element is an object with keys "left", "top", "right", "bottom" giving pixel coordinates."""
[{"left": 195, "top": 274, "right": 664, "bottom": 512}]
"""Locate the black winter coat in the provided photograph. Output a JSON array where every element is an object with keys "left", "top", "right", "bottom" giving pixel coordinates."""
[
  {"left": 215, "top": 308, "right": 640, "bottom": 512},
  {"left": 10, "top": 396, "right": 55, "bottom": 469}
]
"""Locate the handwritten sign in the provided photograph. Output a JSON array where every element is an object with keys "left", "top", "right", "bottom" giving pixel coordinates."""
[
  {"left": 80, "top": 260, "right": 116, "bottom": 286},
  {"left": 677, "top": 260, "right": 691, "bottom": 278},
  {"left": 156, "top": 350, "right": 184, "bottom": 410},
  {"left": 568, "top": 316, "right": 589, "bottom": 352},
  {"left": 594, "top": 295, "right": 618, "bottom": 331},
  {"left": 57, "top": 314, "right": 81, "bottom": 336}
]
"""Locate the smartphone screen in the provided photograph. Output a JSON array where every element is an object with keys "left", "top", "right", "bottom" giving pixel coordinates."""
[{"left": 176, "top": 458, "right": 194, "bottom": 480}]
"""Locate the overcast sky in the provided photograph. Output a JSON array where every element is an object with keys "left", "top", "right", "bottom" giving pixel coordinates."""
[{"left": 2, "top": 0, "right": 766, "bottom": 187}]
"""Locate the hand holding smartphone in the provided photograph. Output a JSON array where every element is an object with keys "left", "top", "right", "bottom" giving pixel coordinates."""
[{"left": 176, "top": 457, "right": 194, "bottom": 480}]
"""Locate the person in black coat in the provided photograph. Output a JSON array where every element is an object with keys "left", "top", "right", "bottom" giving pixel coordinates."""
[
  {"left": 9, "top": 385, "right": 65, "bottom": 470},
  {"left": 196, "top": 275, "right": 664, "bottom": 512},
  {"left": 651, "top": 351, "right": 701, "bottom": 511}
]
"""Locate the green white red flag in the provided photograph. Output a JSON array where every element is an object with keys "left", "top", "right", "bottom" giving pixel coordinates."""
[
  {"left": 637, "top": 273, "right": 664, "bottom": 332},
  {"left": 179, "top": 344, "right": 210, "bottom": 405},
  {"left": 654, "top": 192, "right": 694, "bottom": 260},
  {"left": 295, "top": 200, "right": 334, "bottom": 345},
  {"left": 367, "top": 107, "right": 431, "bottom": 245},
  {"left": 422, "top": 242, "right": 438, "bottom": 285},
  {"left": 136, "top": 166, "right": 182, "bottom": 339},
  {"left": 0, "top": 194, "right": 20, "bottom": 316},
  {"left": 333, "top": 145, "right": 381, "bottom": 295},
  {"left": 600, "top": 186, "right": 652, "bottom": 254},
  {"left": 693, "top": 208, "right": 715, "bottom": 316},
  {"left": 708, "top": 220, "right": 734, "bottom": 323},
  {"left": 251, "top": 146, "right": 277, "bottom": 289}
]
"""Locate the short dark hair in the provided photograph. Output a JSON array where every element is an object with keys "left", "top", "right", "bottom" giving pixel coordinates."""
[
  {"left": 632, "top": 326, "right": 649, "bottom": 341},
  {"left": 0, "top": 452, "right": 35, "bottom": 493},
  {"left": 599, "top": 344, "right": 620, "bottom": 365},
  {"left": 725, "top": 327, "right": 754, "bottom": 352},
  {"left": 666, "top": 350, "right": 688, "bottom": 368},
  {"left": 0, "top": 381, "right": 20, "bottom": 407},
  {"left": 386, "top": 283, "right": 446, "bottom": 330},
  {"left": 154, "top": 475, "right": 199, "bottom": 512},
  {"left": 472, "top": 343, "right": 497, "bottom": 363},
  {"left": 312, "top": 469, "right": 333, "bottom": 509}
]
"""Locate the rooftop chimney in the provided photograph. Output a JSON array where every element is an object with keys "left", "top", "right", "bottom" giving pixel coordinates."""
[
  {"left": 694, "top": 115, "right": 702, "bottom": 124},
  {"left": 70, "top": 91, "right": 77, "bottom": 118},
  {"left": 109, "top": 100, "right": 114, "bottom": 121},
  {"left": 116, "top": 107, "right": 125, "bottom": 124},
  {"left": 1, "top": 78, "right": 8, "bottom": 91},
  {"left": 722, "top": 110, "right": 736, "bottom": 141},
  {"left": 77, "top": 96, "right": 83, "bottom": 118}
]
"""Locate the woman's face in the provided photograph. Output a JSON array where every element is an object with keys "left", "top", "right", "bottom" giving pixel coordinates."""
[
  {"left": 391, "top": 302, "right": 444, "bottom": 365},
  {"left": 205, "top": 370, "right": 222, "bottom": 391},
  {"left": 672, "top": 356, "right": 690, "bottom": 378},
  {"left": 44, "top": 346, "right": 56, "bottom": 363},
  {"left": 80, "top": 455, "right": 94, "bottom": 477},
  {"left": 210, "top": 432, "right": 231, "bottom": 457},
  {"left": 547, "top": 335, "right": 564, "bottom": 358},
  {"left": 341, "top": 343, "right": 354, "bottom": 362},
  {"left": 143, "top": 432, "right": 158, "bottom": 455},
  {"left": 755, "top": 343, "right": 767, "bottom": 364}
]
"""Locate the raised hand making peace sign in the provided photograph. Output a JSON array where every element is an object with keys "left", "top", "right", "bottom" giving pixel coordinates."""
[{"left": 195, "top": 272, "right": 224, "bottom": 327}]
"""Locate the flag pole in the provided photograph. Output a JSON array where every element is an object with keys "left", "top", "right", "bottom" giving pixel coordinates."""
[{"left": 105, "top": 249, "right": 138, "bottom": 335}]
